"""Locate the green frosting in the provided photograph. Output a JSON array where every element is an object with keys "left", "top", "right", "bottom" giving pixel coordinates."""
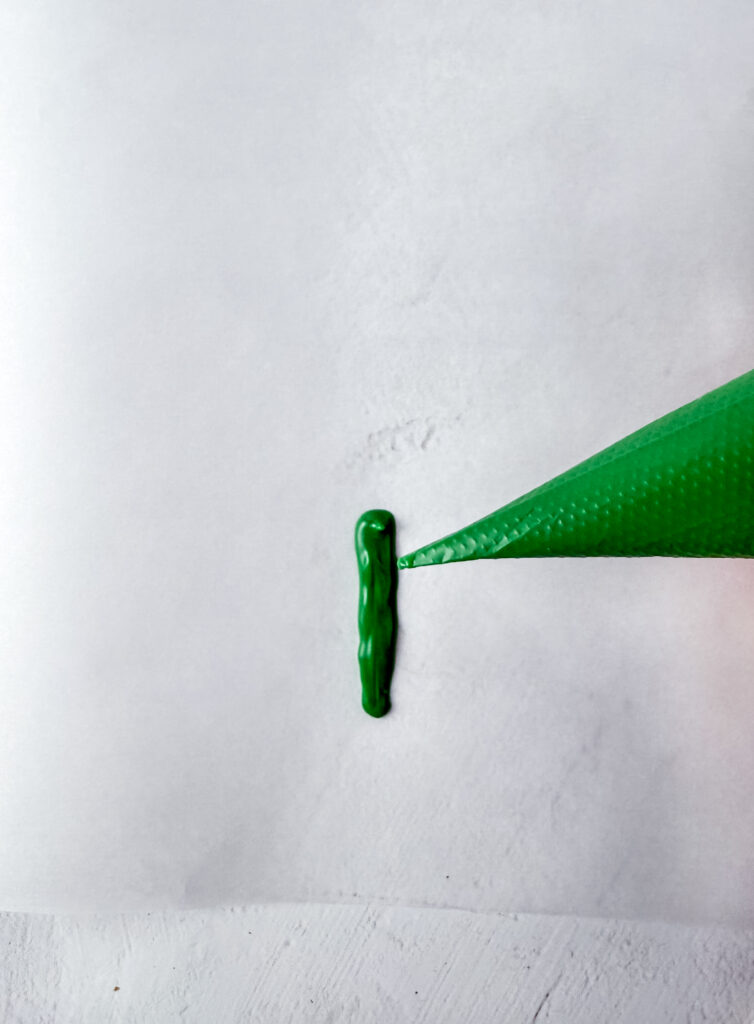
[
  {"left": 398, "top": 368, "right": 754, "bottom": 568},
  {"left": 355, "top": 510, "right": 398, "bottom": 717}
]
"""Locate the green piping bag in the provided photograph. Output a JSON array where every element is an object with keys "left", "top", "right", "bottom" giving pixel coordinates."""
[{"left": 357, "top": 368, "right": 754, "bottom": 713}]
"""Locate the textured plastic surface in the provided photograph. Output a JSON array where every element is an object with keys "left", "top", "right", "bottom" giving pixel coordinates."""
[
  {"left": 399, "top": 369, "right": 754, "bottom": 568},
  {"left": 355, "top": 510, "right": 398, "bottom": 717}
]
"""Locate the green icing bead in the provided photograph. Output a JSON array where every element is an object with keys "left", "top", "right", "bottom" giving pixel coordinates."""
[
  {"left": 355, "top": 510, "right": 398, "bottom": 717},
  {"left": 398, "top": 368, "right": 754, "bottom": 568}
]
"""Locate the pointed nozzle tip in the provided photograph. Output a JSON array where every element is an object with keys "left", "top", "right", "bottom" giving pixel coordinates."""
[{"left": 397, "top": 548, "right": 435, "bottom": 570}]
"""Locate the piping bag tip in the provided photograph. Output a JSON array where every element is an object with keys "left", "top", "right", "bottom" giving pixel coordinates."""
[
  {"left": 355, "top": 510, "right": 398, "bottom": 717},
  {"left": 396, "top": 548, "right": 440, "bottom": 570}
]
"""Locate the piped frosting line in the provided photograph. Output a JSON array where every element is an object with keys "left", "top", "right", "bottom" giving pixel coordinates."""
[{"left": 355, "top": 510, "right": 398, "bottom": 717}]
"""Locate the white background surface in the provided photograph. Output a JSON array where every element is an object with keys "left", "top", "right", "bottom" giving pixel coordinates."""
[
  {"left": 2, "top": 905, "right": 753, "bottom": 1023},
  {"left": 2, "top": 0, "right": 754, "bottom": 924},
  {"left": 2, "top": 0, "right": 754, "bottom": 1016}
]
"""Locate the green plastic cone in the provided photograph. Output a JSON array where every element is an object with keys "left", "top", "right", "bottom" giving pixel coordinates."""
[{"left": 398, "top": 368, "right": 754, "bottom": 568}]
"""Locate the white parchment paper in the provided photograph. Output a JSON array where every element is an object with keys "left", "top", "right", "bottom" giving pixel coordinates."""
[{"left": 1, "top": 0, "right": 753, "bottom": 919}]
